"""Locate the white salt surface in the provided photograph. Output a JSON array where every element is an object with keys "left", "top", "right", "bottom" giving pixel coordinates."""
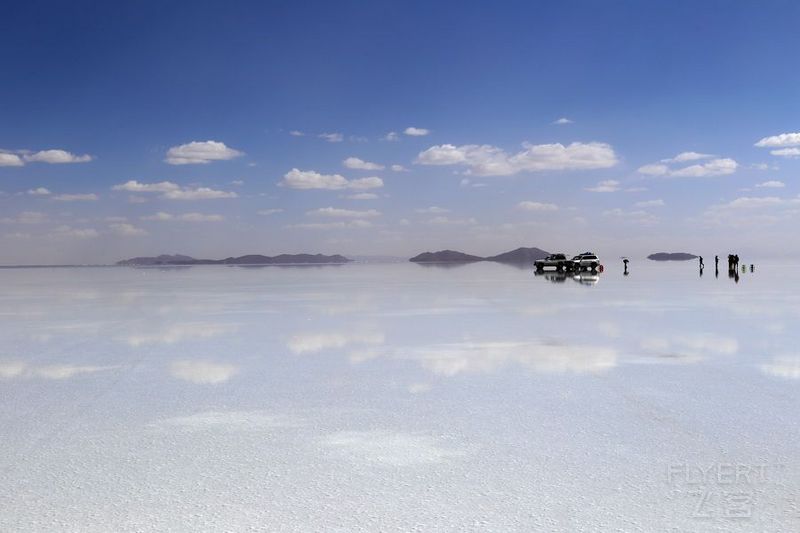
[{"left": 0, "top": 262, "right": 798, "bottom": 531}]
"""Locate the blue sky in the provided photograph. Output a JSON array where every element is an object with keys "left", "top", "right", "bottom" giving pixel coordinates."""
[{"left": 1, "top": 0, "right": 799, "bottom": 264}]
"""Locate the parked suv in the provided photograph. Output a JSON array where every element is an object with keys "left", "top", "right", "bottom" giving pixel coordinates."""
[
  {"left": 534, "top": 253, "right": 570, "bottom": 271},
  {"left": 572, "top": 252, "right": 600, "bottom": 270}
]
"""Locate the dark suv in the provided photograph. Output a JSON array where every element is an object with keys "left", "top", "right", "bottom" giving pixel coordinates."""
[{"left": 534, "top": 253, "right": 570, "bottom": 271}]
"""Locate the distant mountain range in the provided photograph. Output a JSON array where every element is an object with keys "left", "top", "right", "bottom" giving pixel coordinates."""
[
  {"left": 409, "top": 247, "right": 550, "bottom": 264},
  {"left": 647, "top": 252, "right": 698, "bottom": 261},
  {"left": 117, "top": 253, "right": 351, "bottom": 266}
]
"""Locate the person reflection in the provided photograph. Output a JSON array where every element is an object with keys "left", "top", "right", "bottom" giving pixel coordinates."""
[{"left": 623, "top": 258, "right": 629, "bottom": 276}]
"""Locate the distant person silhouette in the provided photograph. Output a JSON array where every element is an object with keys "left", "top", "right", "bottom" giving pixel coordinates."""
[
  {"left": 699, "top": 256, "right": 704, "bottom": 268},
  {"left": 715, "top": 255, "right": 719, "bottom": 269},
  {"left": 623, "top": 258, "right": 629, "bottom": 275}
]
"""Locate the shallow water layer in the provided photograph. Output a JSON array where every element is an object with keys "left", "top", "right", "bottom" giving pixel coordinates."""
[{"left": 0, "top": 261, "right": 798, "bottom": 532}]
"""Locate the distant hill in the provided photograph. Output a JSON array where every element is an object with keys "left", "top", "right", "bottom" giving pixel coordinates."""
[
  {"left": 485, "top": 247, "right": 550, "bottom": 263},
  {"left": 409, "top": 250, "right": 484, "bottom": 263},
  {"left": 117, "top": 253, "right": 351, "bottom": 266},
  {"left": 647, "top": 252, "right": 698, "bottom": 261},
  {"left": 409, "top": 247, "right": 550, "bottom": 264}
]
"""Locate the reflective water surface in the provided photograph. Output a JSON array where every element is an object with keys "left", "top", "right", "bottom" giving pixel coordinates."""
[{"left": 1, "top": 262, "right": 798, "bottom": 532}]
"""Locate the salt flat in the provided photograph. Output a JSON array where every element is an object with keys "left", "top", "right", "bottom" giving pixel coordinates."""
[{"left": 0, "top": 262, "right": 798, "bottom": 532}]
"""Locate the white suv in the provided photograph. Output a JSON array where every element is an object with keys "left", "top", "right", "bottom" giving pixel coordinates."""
[{"left": 572, "top": 252, "right": 600, "bottom": 270}]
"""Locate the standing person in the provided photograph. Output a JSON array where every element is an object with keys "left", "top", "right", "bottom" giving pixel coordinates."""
[
  {"left": 623, "top": 258, "right": 629, "bottom": 275},
  {"left": 699, "top": 256, "right": 704, "bottom": 269},
  {"left": 715, "top": 255, "right": 719, "bottom": 269}
]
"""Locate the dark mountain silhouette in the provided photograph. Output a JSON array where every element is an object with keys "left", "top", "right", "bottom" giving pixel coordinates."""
[
  {"left": 647, "top": 252, "right": 698, "bottom": 261},
  {"left": 409, "top": 247, "right": 550, "bottom": 264},
  {"left": 485, "top": 247, "right": 550, "bottom": 263},
  {"left": 409, "top": 250, "right": 484, "bottom": 263},
  {"left": 118, "top": 253, "right": 351, "bottom": 266}
]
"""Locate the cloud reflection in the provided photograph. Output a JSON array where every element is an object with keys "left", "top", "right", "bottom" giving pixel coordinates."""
[
  {"left": 0, "top": 360, "right": 116, "bottom": 380},
  {"left": 169, "top": 360, "right": 239, "bottom": 384},
  {"left": 287, "top": 331, "right": 384, "bottom": 354},
  {"left": 760, "top": 356, "right": 800, "bottom": 380}
]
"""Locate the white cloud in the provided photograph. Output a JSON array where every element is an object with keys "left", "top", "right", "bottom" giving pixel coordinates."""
[
  {"left": 416, "top": 141, "right": 618, "bottom": 176},
  {"left": 113, "top": 180, "right": 180, "bottom": 193},
  {"left": 257, "top": 208, "right": 284, "bottom": 215},
  {"left": 289, "top": 130, "right": 305, "bottom": 137},
  {"left": 318, "top": 132, "right": 343, "bottom": 143},
  {"left": 110, "top": 223, "right": 147, "bottom": 236},
  {"left": 517, "top": 201, "right": 559, "bottom": 211},
  {"left": 713, "top": 196, "right": 788, "bottom": 209},
  {"left": 602, "top": 208, "right": 658, "bottom": 225},
  {"left": 53, "top": 193, "right": 99, "bottom": 202},
  {"left": 51, "top": 225, "right": 100, "bottom": 239},
  {"left": 390, "top": 164, "right": 408, "bottom": 172},
  {"left": 585, "top": 179, "right": 620, "bottom": 192},
  {"left": 634, "top": 199, "right": 665, "bottom": 207},
  {"left": 660, "top": 151, "right": 713, "bottom": 163},
  {"left": 0, "top": 153, "right": 24, "bottom": 166},
  {"left": 165, "top": 140, "right": 243, "bottom": 165},
  {"left": 1, "top": 211, "right": 47, "bottom": 224},
  {"left": 142, "top": 212, "right": 224, "bottom": 222},
  {"left": 307, "top": 207, "right": 381, "bottom": 218},
  {"left": 770, "top": 148, "right": 800, "bottom": 158},
  {"left": 760, "top": 356, "right": 800, "bottom": 379},
  {"left": 755, "top": 132, "right": 800, "bottom": 147},
  {"left": 24, "top": 149, "right": 93, "bottom": 164},
  {"left": 404, "top": 127, "right": 430, "bottom": 136},
  {"left": 280, "top": 168, "right": 383, "bottom": 190},
  {"left": 415, "top": 206, "right": 450, "bottom": 214},
  {"left": 755, "top": 180, "right": 785, "bottom": 188},
  {"left": 427, "top": 216, "right": 477, "bottom": 226},
  {"left": 162, "top": 187, "right": 237, "bottom": 200},
  {"left": 552, "top": 117, "right": 573, "bottom": 125},
  {"left": 169, "top": 360, "right": 239, "bottom": 384},
  {"left": 289, "top": 220, "right": 373, "bottom": 230},
  {"left": 345, "top": 193, "right": 378, "bottom": 200},
  {"left": 383, "top": 132, "right": 400, "bottom": 141},
  {"left": 638, "top": 157, "right": 738, "bottom": 177},
  {"left": 27, "top": 187, "right": 51, "bottom": 196},
  {"left": 343, "top": 157, "right": 384, "bottom": 170}
]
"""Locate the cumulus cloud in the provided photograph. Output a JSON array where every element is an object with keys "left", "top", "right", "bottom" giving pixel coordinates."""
[
  {"left": 0, "top": 153, "right": 24, "bottom": 166},
  {"left": 383, "top": 132, "right": 400, "bottom": 141},
  {"left": 113, "top": 180, "right": 180, "bottom": 193},
  {"left": 279, "top": 168, "right": 384, "bottom": 190},
  {"left": 142, "top": 212, "right": 224, "bottom": 222},
  {"left": 288, "top": 220, "right": 373, "bottom": 230},
  {"left": 27, "top": 187, "right": 51, "bottom": 196},
  {"left": 754, "top": 132, "right": 800, "bottom": 147},
  {"left": 552, "top": 117, "right": 573, "bottom": 125},
  {"left": 585, "top": 179, "right": 621, "bottom": 192},
  {"left": 416, "top": 141, "right": 618, "bottom": 176},
  {"left": 517, "top": 201, "right": 558, "bottom": 211},
  {"left": 755, "top": 180, "right": 785, "bottom": 188},
  {"left": 318, "top": 132, "right": 343, "bottom": 143},
  {"left": 24, "top": 149, "right": 93, "bottom": 164},
  {"left": 113, "top": 180, "right": 236, "bottom": 200},
  {"left": 51, "top": 225, "right": 100, "bottom": 239},
  {"left": 634, "top": 199, "right": 665, "bottom": 207},
  {"left": 343, "top": 157, "right": 384, "bottom": 170},
  {"left": 110, "top": 223, "right": 147, "bottom": 236},
  {"left": 162, "top": 187, "right": 237, "bottom": 200},
  {"left": 345, "top": 192, "right": 378, "bottom": 200},
  {"left": 660, "top": 151, "right": 713, "bottom": 163},
  {"left": 390, "top": 164, "right": 408, "bottom": 172},
  {"left": 307, "top": 207, "right": 381, "bottom": 218},
  {"left": 169, "top": 360, "right": 239, "bottom": 384},
  {"left": 1, "top": 211, "right": 48, "bottom": 224},
  {"left": 637, "top": 157, "right": 738, "bottom": 177},
  {"left": 53, "top": 193, "right": 99, "bottom": 202},
  {"left": 1, "top": 149, "right": 92, "bottom": 166},
  {"left": 415, "top": 206, "right": 450, "bottom": 214},
  {"left": 404, "top": 127, "right": 430, "bottom": 136},
  {"left": 770, "top": 148, "right": 800, "bottom": 158},
  {"left": 165, "top": 140, "right": 243, "bottom": 165}
]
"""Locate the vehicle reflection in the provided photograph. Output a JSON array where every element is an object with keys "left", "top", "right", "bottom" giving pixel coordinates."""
[{"left": 533, "top": 269, "right": 600, "bottom": 285}]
